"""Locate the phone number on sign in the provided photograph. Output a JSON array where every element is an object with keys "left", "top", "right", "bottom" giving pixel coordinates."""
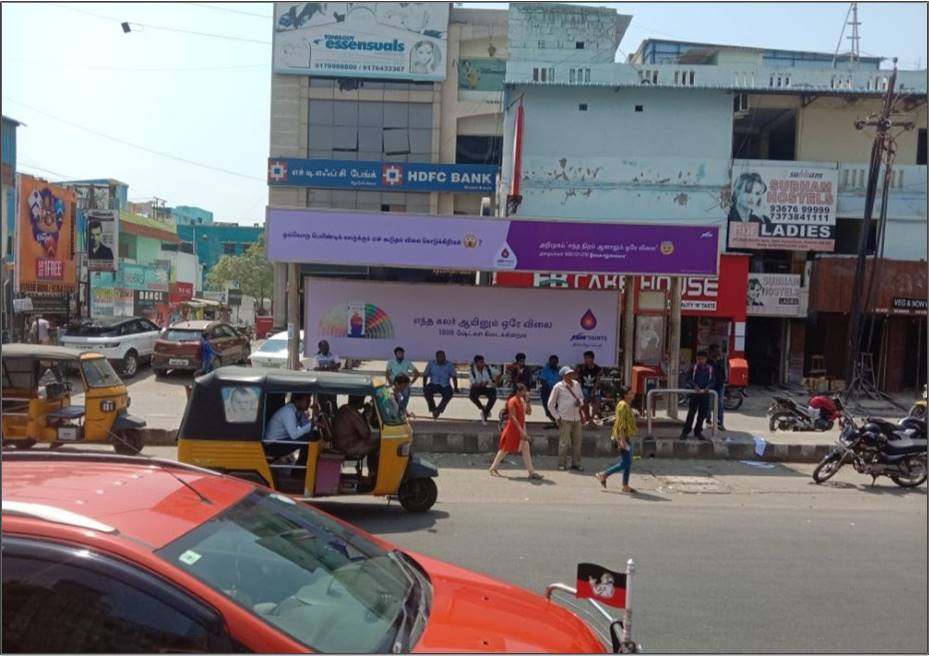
[{"left": 769, "top": 204, "right": 832, "bottom": 223}]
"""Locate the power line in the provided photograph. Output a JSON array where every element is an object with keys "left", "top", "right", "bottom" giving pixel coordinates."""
[
  {"left": 189, "top": 3, "right": 272, "bottom": 19},
  {"left": 3, "top": 97, "right": 265, "bottom": 182},
  {"left": 18, "top": 162, "right": 79, "bottom": 180}
]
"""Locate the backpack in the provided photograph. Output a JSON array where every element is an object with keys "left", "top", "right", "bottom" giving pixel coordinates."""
[{"left": 497, "top": 406, "right": 509, "bottom": 432}]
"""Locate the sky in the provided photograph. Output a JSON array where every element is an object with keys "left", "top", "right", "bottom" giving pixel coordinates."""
[{"left": 2, "top": 2, "right": 926, "bottom": 225}]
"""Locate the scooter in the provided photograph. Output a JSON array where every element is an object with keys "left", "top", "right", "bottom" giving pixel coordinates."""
[{"left": 767, "top": 394, "right": 842, "bottom": 432}]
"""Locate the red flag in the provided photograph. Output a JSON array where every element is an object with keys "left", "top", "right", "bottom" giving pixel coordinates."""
[{"left": 576, "top": 563, "right": 627, "bottom": 608}]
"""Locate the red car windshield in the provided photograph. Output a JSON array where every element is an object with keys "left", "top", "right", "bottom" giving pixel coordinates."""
[
  {"left": 163, "top": 329, "right": 203, "bottom": 342},
  {"left": 156, "top": 490, "right": 427, "bottom": 652}
]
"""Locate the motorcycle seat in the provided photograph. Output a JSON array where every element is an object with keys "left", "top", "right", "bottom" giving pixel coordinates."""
[
  {"left": 882, "top": 438, "right": 928, "bottom": 456},
  {"left": 866, "top": 417, "right": 897, "bottom": 430}
]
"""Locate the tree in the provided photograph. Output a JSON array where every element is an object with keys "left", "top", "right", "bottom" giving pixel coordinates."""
[{"left": 206, "top": 235, "right": 273, "bottom": 313}]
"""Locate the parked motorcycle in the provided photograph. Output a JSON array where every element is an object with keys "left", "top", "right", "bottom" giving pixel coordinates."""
[
  {"left": 812, "top": 415, "right": 928, "bottom": 488},
  {"left": 909, "top": 384, "right": 927, "bottom": 419},
  {"left": 768, "top": 394, "right": 842, "bottom": 432}
]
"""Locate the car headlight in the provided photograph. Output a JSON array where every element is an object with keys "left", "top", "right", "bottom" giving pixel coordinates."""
[{"left": 103, "top": 342, "right": 121, "bottom": 348}]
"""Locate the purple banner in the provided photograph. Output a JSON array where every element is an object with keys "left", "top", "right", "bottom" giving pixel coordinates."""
[{"left": 266, "top": 207, "right": 719, "bottom": 276}]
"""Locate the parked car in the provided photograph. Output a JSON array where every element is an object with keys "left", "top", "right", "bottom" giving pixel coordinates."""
[
  {"left": 152, "top": 320, "right": 250, "bottom": 376},
  {"left": 1, "top": 451, "right": 626, "bottom": 653},
  {"left": 60, "top": 316, "right": 161, "bottom": 378},
  {"left": 247, "top": 330, "right": 314, "bottom": 369}
]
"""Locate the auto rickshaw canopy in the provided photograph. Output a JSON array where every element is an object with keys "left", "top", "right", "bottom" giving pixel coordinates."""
[{"left": 1, "top": 344, "right": 89, "bottom": 362}]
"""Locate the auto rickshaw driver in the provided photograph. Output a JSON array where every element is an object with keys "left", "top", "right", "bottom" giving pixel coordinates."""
[{"left": 332, "top": 395, "right": 379, "bottom": 478}]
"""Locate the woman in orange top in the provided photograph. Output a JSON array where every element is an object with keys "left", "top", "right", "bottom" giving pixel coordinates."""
[{"left": 489, "top": 383, "right": 543, "bottom": 479}]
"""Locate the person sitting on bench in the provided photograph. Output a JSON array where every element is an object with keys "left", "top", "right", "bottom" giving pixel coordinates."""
[
  {"left": 263, "top": 393, "right": 315, "bottom": 463},
  {"left": 332, "top": 395, "right": 379, "bottom": 477}
]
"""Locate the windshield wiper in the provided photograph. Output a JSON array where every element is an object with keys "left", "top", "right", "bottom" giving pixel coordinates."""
[{"left": 388, "top": 551, "right": 421, "bottom": 653}]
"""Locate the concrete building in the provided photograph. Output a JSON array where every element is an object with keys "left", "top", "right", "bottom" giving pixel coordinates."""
[
  {"left": 498, "top": 3, "right": 927, "bottom": 391},
  {"left": 1, "top": 115, "right": 22, "bottom": 338},
  {"left": 176, "top": 222, "right": 263, "bottom": 282},
  {"left": 171, "top": 205, "right": 214, "bottom": 226},
  {"left": 268, "top": 3, "right": 509, "bottom": 329}
]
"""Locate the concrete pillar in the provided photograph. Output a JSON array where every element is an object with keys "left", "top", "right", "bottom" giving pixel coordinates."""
[
  {"left": 287, "top": 263, "right": 300, "bottom": 370},
  {"left": 668, "top": 278, "right": 682, "bottom": 420},
  {"left": 622, "top": 276, "right": 635, "bottom": 386},
  {"left": 272, "top": 262, "right": 287, "bottom": 330}
]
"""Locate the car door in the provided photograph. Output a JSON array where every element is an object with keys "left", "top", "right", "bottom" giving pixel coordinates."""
[
  {"left": 123, "top": 320, "right": 145, "bottom": 356},
  {"left": 209, "top": 325, "right": 231, "bottom": 365},
  {"left": 138, "top": 318, "right": 161, "bottom": 357},
  {"left": 1, "top": 537, "right": 246, "bottom": 653},
  {"left": 220, "top": 324, "right": 244, "bottom": 363}
]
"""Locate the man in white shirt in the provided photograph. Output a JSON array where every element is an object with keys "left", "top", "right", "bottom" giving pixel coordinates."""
[
  {"left": 30, "top": 315, "right": 50, "bottom": 344},
  {"left": 264, "top": 393, "right": 315, "bottom": 462},
  {"left": 547, "top": 366, "right": 585, "bottom": 471},
  {"left": 468, "top": 354, "right": 501, "bottom": 424}
]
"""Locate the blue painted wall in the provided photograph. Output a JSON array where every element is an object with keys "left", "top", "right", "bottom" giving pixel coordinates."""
[
  {"left": 177, "top": 223, "right": 263, "bottom": 275},
  {"left": 172, "top": 205, "right": 214, "bottom": 225}
]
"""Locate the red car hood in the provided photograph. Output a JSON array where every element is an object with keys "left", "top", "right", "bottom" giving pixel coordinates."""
[{"left": 411, "top": 552, "right": 607, "bottom": 653}]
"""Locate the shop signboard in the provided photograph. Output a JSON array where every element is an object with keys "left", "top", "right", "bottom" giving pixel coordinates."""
[
  {"left": 16, "top": 175, "right": 77, "bottom": 293},
  {"left": 114, "top": 288, "right": 134, "bottom": 317},
  {"left": 91, "top": 287, "right": 115, "bottom": 317},
  {"left": 268, "top": 158, "right": 497, "bottom": 193},
  {"left": 746, "top": 274, "right": 803, "bottom": 317},
  {"left": 304, "top": 278, "right": 620, "bottom": 365},
  {"left": 891, "top": 297, "right": 928, "bottom": 315},
  {"left": 273, "top": 2, "right": 449, "bottom": 81},
  {"left": 121, "top": 263, "right": 147, "bottom": 290},
  {"left": 226, "top": 289, "right": 243, "bottom": 307},
  {"left": 458, "top": 58, "right": 506, "bottom": 92},
  {"left": 268, "top": 208, "right": 719, "bottom": 276},
  {"left": 12, "top": 297, "right": 33, "bottom": 313},
  {"left": 20, "top": 293, "right": 69, "bottom": 315},
  {"left": 727, "top": 161, "right": 837, "bottom": 252},
  {"left": 85, "top": 209, "right": 118, "bottom": 272},
  {"left": 133, "top": 289, "right": 170, "bottom": 326},
  {"left": 169, "top": 282, "right": 194, "bottom": 304}
]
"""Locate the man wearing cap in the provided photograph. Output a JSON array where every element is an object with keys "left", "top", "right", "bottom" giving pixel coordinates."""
[{"left": 547, "top": 366, "right": 585, "bottom": 471}]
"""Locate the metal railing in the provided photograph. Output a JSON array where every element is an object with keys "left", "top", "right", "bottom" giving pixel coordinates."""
[{"left": 645, "top": 388, "right": 718, "bottom": 439}]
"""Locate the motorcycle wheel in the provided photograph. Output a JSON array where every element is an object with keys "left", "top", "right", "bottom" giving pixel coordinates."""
[
  {"left": 724, "top": 392, "right": 743, "bottom": 411},
  {"left": 890, "top": 455, "right": 928, "bottom": 488},
  {"left": 812, "top": 451, "right": 845, "bottom": 484},
  {"left": 768, "top": 411, "right": 794, "bottom": 432}
]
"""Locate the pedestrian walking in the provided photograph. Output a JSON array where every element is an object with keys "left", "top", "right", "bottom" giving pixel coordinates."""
[
  {"left": 423, "top": 350, "right": 457, "bottom": 419},
  {"left": 577, "top": 350, "right": 603, "bottom": 426},
  {"left": 538, "top": 354, "right": 562, "bottom": 429},
  {"left": 680, "top": 350, "right": 715, "bottom": 440},
  {"left": 386, "top": 346, "right": 419, "bottom": 412},
  {"left": 547, "top": 366, "right": 585, "bottom": 471},
  {"left": 198, "top": 333, "right": 217, "bottom": 374},
  {"left": 489, "top": 383, "right": 543, "bottom": 480},
  {"left": 595, "top": 385, "right": 637, "bottom": 493},
  {"left": 707, "top": 343, "right": 727, "bottom": 431},
  {"left": 468, "top": 354, "right": 500, "bottom": 424},
  {"left": 29, "top": 315, "right": 50, "bottom": 344}
]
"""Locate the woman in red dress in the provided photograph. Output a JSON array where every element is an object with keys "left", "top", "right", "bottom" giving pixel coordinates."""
[{"left": 489, "top": 383, "right": 543, "bottom": 479}]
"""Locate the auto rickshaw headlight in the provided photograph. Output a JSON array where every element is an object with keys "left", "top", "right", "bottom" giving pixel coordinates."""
[{"left": 396, "top": 442, "right": 411, "bottom": 457}]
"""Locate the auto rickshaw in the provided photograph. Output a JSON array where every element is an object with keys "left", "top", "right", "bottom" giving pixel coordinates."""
[
  {"left": 176, "top": 366, "right": 439, "bottom": 512},
  {"left": 1, "top": 344, "right": 147, "bottom": 454}
]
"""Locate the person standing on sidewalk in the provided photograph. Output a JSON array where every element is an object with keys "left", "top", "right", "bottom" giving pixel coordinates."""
[
  {"left": 489, "top": 383, "right": 543, "bottom": 480},
  {"left": 680, "top": 351, "right": 715, "bottom": 440},
  {"left": 707, "top": 343, "right": 727, "bottom": 431},
  {"left": 577, "top": 350, "right": 603, "bottom": 426},
  {"left": 468, "top": 355, "right": 500, "bottom": 424},
  {"left": 547, "top": 366, "right": 585, "bottom": 471},
  {"left": 595, "top": 385, "right": 637, "bottom": 493},
  {"left": 386, "top": 346, "right": 419, "bottom": 412},
  {"left": 422, "top": 350, "right": 458, "bottom": 419},
  {"left": 538, "top": 354, "right": 562, "bottom": 429}
]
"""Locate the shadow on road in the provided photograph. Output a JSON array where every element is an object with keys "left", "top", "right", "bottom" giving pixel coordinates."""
[
  {"left": 310, "top": 501, "right": 450, "bottom": 534},
  {"left": 601, "top": 489, "right": 670, "bottom": 502},
  {"left": 811, "top": 479, "right": 928, "bottom": 496}
]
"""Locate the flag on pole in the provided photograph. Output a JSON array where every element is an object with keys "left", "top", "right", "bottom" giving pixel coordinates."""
[{"left": 576, "top": 563, "right": 627, "bottom": 608}]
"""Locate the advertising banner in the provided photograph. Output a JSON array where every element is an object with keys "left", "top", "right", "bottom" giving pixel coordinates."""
[
  {"left": 268, "top": 158, "right": 497, "bottom": 193},
  {"left": 147, "top": 261, "right": 171, "bottom": 291},
  {"left": 133, "top": 289, "right": 169, "bottom": 326},
  {"left": 114, "top": 288, "right": 134, "bottom": 317},
  {"left": 746, "top": 274, "right": 802, "bottom": 317},
  {"left": 273, "top": 2, "right": 449, "bottom": 81},
  {"left": 120, "top": 263, "right": 147, "bottom": 290},
  {"left": 458, "top": 58, "right": 506, "bottom": 92},
  {"left": 86, "top": 209, "right": 118, "bottom": 272},
  {"left": 71, "top": 183, "right": 111, "bottom": 211},
  {"left": 304, "top": 278, "right": 620, "bottom": 365},
  {"left": 16, "top": 175, "right": 77, "bottom": 293},
  {"left": 268, "top": 208, "right": 719, "bottom": 276},
  {"left": 727, "top": 161, "right": 837, "bottom": 251},
  {"left": 169, "top": 282, "right": 194, "bottom": 304},
  {"left": 91, "top": 287, "right": 115, "bottom": 317}
]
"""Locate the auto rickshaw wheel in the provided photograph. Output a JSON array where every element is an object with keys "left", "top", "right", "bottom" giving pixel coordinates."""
[
  {"left": 4, "top": 439, "right": 36, "bottom": 450},
  {"left": 398, "top": 478, "right": 438, "bottom": 513},
  {"left": 112, "top": 429, "right": 145, "bottom": 455}
]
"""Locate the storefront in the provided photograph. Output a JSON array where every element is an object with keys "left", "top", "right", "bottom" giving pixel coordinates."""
[{"left": 808, "top": 256, "right": 928, "bottom": 392}]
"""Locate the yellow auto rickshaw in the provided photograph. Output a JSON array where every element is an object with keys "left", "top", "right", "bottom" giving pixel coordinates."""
[
  {"left": 176, "top": 366, "right": 439, "bottom": 512},
  {"left": 1, "top": 344, "right": 147, "bottom": 454}
]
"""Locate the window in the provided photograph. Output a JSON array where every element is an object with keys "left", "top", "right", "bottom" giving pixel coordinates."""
[
  {"left": 540, "top": 68, "right": 547, "bottom": 82},
  {"left": 532, "top": 68, "right": 539, "bottom": 82},
  {"left": 141, "top": 319, "right": 160, "bottom": 333},
  {"left": 569, "top": 68, "right": 576, "bottom": 83},
  {"left": 579, "top": 103, "right": 588, "bottom": 111},
  {"left": 80, "top": 358, "right": 121, "bottom": 388},
  {"left": 1, "top": 539, "right": 236, "bottom": 653},
  {"left": 224, "top": 243, "right": 237, "bottom": 255},
  {"left": 576, "top": 41, "right": 585, "bottom": 49},
  {"left": 456, "top": 135, "right": 503, "bottom": 166},
  {"left": 635, "top": 105, "right": 644, "bottom": 112}
]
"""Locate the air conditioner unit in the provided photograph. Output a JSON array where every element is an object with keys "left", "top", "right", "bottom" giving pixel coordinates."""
[{"left": 734, "top": 93, "right": 750, "bottom": 116}]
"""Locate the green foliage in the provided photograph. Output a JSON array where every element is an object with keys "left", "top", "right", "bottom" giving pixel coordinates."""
[{"left": 205, "top": 235, "right": 272, "bottom": 302}]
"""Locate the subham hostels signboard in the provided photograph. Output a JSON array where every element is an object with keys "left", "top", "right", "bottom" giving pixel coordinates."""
[
  {"left": 267, "top": 208, "right": 719, "bottom": 276},
  {"left": 268, "top": 159, "right": 496, "bottom": 193},
  {"left": 305, "top": 278, "right": 620, "bottom": 365},
  {"left": 746, "top": 274, "right": 803, "bottom": 317},
  {"left": 273, "top": 2, "right": 449, "bottom": 81},
  {"left": 727, "top": 161, "right": 837, "bottom": 252}
]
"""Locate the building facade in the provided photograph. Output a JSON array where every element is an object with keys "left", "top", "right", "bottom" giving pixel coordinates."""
[
  {"left": 176, "top": 222, "right": 264, "bottom": 281},
  {"left": 498, "top": 3, "right": 928, "bottom": 391},
  {"left": 171, "top": 205, "right": 214, "bottom": 226},
  {"left": 1, "top": 115, "right": 22, "bottom": 338}
]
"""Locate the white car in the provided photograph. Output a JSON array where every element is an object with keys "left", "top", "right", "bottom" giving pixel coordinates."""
[
  {"left": 60, "top": 316, "right": 161, "bottom": 378},
  {"left": 247, "top": 330, "right": 315, "bottom": 369}
]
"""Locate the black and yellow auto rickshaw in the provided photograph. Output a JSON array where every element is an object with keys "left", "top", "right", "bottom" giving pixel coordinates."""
[
  {"left": 1, "top": 344, "right": 147, "bottom": 454},
  {"left": 176, "top": 367, "right": 439, "bottom": 512}
]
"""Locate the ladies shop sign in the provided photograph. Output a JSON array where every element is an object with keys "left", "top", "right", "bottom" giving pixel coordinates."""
[{"left": 267, "top": 208, "right": 719, "bottom": 276}]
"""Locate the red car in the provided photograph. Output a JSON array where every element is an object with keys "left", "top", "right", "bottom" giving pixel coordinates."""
[
  {"left": 152, "top": 320, "right": 250, "bottom": 376},
  {"left": 1, "top": 452, "right": 629, "bottom": 653}
]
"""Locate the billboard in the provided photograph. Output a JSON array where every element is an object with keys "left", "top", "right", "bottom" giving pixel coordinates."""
[
  {"left": 267, "top": 208, "right": 719, "bottom": 276},
  {"left": 86, "top": 209, "right": 118, "bottom": 272},
  {"left": 459, "top": 58, "right": 506, "bottom": 92},
  {"left": 268, "top": 158, "right": 497, "bottom": 193},
  {"left": 746, "top": 274, "right": 802, "bottom": 317},
  {"left": 727, "top": 161, "right": 837, "bottom": 251},
  {"left": 273, "top": 2, "right": 449, "bottom": 81},
  {"left": 16, "top": 175, "right": 77, "bottom": 293},
  {"left": 304, "top": 278, "right": 620, "bottom": 365},
  {"left": 133, "top": 289, "right": 170, "bottom": 326}
]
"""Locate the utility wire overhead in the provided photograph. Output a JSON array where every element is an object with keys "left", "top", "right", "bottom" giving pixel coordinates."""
[
  {"left": 189, "top": 3, "right": 273, "bottom": 19},
  {"left": 4, "top": 97, "right": 265, "bottom": 183}
]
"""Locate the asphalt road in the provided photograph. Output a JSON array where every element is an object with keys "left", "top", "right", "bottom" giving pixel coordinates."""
[{"left": 136, "top": 446, "right": 927, "bottom": 653}]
